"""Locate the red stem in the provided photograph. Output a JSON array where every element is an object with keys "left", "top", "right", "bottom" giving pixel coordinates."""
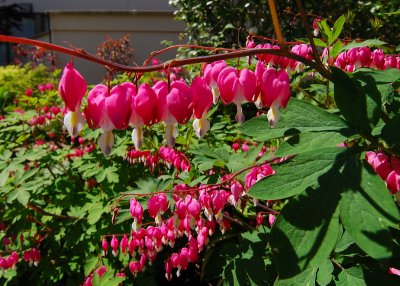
[{"left": 0, "top": 35, "right": 332, "bottom": 80}]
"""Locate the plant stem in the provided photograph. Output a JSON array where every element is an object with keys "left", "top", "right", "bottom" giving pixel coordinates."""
[{"left": 0, "top": 35, "right": 332, "bottom": 80}]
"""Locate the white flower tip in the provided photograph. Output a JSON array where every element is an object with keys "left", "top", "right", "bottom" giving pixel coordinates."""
[
  {"left": 211, "top": 86, "right": 220, "bottom": 105},
  {"left": 132, "top": 127, "right": 143, "bottom": 150},
  {"left": 267, "top": 105, "right": 281, "bottom": 128},
  {"left": 235, "top": 104, "right": 245, "bottom": 123},
  {"left": 166, "top": 124, "right": 178, "bottom": 147},
  {"left": 99, "top": 130, "right": 114, "bottom": 156},
  {"left": 64, "top": 111, "right": 86, "bottom": 137},
  {"left": 193, "top": 115, "right": 210, "bottom": 138},
  {"left": 254, "top": 95, "right": 263, "bottom": 109}
]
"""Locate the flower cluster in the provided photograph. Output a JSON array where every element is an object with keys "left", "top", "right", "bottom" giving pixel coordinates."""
[
  {"left": 28, "top": 105, "right": 61, "bottom": 126},
  {"left": 366, "top": 151, "right": 400, "bottom": 193},
  {"left": 125, "top": 146, "right": 190, "bottom": 173},
  {"left": 332, "top": 47, "right": 400, "bottom": 72},
  {"left": 102, "top": 160, "right": 275, "bottom": 280},
  {"left": 244, "top": 164, "right": 276, "bottom": 190},
  {"left": 58, "top": 59, "right": 291, "bottom": 156},
  {"left": 83, "top": 265, "right": 126, "bottom": 286},
  {"left": 0, "top": 248, "right": 41, "bottom": 273},
  {"left": 0, "top": 252, "right": 19, "bottom": 271}
]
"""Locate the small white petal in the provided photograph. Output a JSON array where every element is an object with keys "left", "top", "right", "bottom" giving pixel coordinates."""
[
  {"left": 99, "top": 129, "right": 114, "bottom": 156},
  {"left": 193, "top": 114, "right": 210, "bottom": 138},
  {"left": 235, "top": 104, "right": 245, "bottom": 123},
  {"left": 267, "top": 102, "right": 281, "bottom": 128},
  {"left": 211, "top": 85, "right": 220, "bottom": 105},
  {"left": 132, "top": 127, "right": 143, "bottom": 150},
  {"left": 254, "top": 95, "right": 263, "bottom": 109},
  {"left": 166, "top": 123, "right": 178, "bottom": 147},
  {"left": 64, "top": 111, "right": 86, "bottom": 137}
]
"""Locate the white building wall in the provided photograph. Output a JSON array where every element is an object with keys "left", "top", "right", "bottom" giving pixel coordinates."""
[
  {"left": 49, "top": 11, "right": 185, "bottom": 83},
  {"left": 1, "top": 1, "right": 186, "bottom": 83}
]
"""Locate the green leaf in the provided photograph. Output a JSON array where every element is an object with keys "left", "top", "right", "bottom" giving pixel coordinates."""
[
  {"left": 359, "top": 163, "right": 400, "bottom": 228},
  {"left": 353, "top": 68, "right": 400, "bottom": 84},
  {"left": 332, "top": 67, "right": 381, "bottom": 134},
  {"left": 115, "top": 209, "right": 132, "bottom": 224},
  {"left": 332, "top": 15, "right": 345, "bottom": 42},
  {"left": 339, "top": 159, "right": 395, "bottom": 260},
  {"left": 105, "top": 166, "right": 119, "bottom": 183},
  {"left": 275, "top": 267, "right": 317, "bottom": 286},
  {"left": 16, "top": 168, "right": 39, "bottom": 184},
  {"left": 316, "top": 259, "right": 334, "bottom": 286},
  {"left": 249, "top": 147, "right": 348, "bottom": 200},
  {"left": 342, "top": 39, "right": 387, "bottom": 51},
  {"left": 87, "top": 204, "right": 107, "bottom": 225},
  {"left": 275, "top": 131, "right": 347, "bottom": 157},
  {"left": 330, "top": 40, "right": 343, "bottom": 58},
  {"left": 0, "top": 149, "right": 12, "bottom": 160},
  {"left": 0, "top": 168, "right": 9, "bottom": 187},
  {"left": 135, "top": 177, "right": 158, "bottom": 194},
  {"left": 377, "top": 84, "right": 395, "bottom": 104},
  {"left": 91, "top": 271, "right": 101, "bottom": 286},
  {"left": 220, "top": 228, "right": 270, "bottom": 285},
  {"left": 336, "top": 267, "right": 366, "bottom": 286},
  {"left": 318, "top": 20, "right": 333, "bottom": 45},
  {"left": 335, "top": 230, "right": 355, "bottom": 252},
  {"left": 313, "top": 38, "right": 327, "bottom": 48},
  {"left": 270, "top": 179, "right": 340, "bottom": 278},
  {"left": 16, "top": 188, "right": 30, "bottom": 206},
  {"left": 84, "top": 255, "right": 99, "bottom": 276},
  {"left": 381, "top": 114, "right": 400, "bottom": 147},
  {"left": 239, "top": 98, "right": 351, "bottom": 141}
]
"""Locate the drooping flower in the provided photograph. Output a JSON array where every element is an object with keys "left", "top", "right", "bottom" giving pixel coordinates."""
[
  {"left": 130, "top": 83, "right": 161, "bottom": 149},
  {"left": 163, "top": 81, "right": 193, "bottom": 146},
  {"left": 191, "top": 76, "right": 213, "bottom": 138},
  {"left": 347, "top": 47, "right": 371, "bottom": 68},
  {"left": 85, "top": 83, "right": 132, "bottom": 156},
  {"left": 259, "top": 68, "right": 290, "bottom": 127},
  {"left": 217, "top": 67, "right": 256, "bottom": 123},
  {"left": 204, "top": 60, "right": 227, "bottom": 104},
  {"left": 290, "top": 44, "right": 313, "bottom": 72},
  {"left": 148, "top": 193, "right": 169, "bottom": 225},
  {"left": 110, "top": 235, "right": 119, "bottom": 256},
  {"left": 254, "top": 61, "right": 266, "bottom": 109},
  {"left": 58, "top": 62, "right": 87, "bottom": 137},
  {"left": 130, "top": 198, "right": 144, "bottom": 231}
]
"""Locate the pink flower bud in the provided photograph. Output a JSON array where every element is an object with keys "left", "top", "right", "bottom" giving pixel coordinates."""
[
  {"left": 110, "top": 235, "right": 119, "bottom": 256},
  {"left": 101, "top": 238, "right": 108, "bottom": 256}
]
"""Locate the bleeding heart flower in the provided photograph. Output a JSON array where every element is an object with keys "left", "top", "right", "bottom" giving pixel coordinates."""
[
  {"left": 204, "top": 60, "right": 227, "bottom": 104},
  {"left": 260, "top": 68, "right": 290, "bottom": 127},
  {"left": 58, "top": 62, "right": 87, "bottom": 137},
  {"left": 217, "top": 67, "right": 256, "bottom": 123},
  {"left": 164, "top": 81, "right": 193, "bottom": 146},
  {"left": 191, "top": 76, "right": 213, "bottom": 138},
  {"left": 130, "top": 83, "right": 160, "bottom": 149},
  {"left": 85, "top": 83, "right": 132, "bottom": 156}
]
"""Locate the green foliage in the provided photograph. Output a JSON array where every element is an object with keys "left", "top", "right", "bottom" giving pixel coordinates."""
[
  {"left": 172, "top": 0, "right": 400, "bottom": 49},
  {"left": 1, "top": 11, "right": 400, "bottom": 286},
  {"left": 0, "top": 64, "right": 59, "bottom": 112}
]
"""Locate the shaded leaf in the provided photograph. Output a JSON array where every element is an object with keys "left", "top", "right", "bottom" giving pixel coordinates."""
[
  {"left": 332, "top": 67, "right": 381, "bottom": 134},
  {"left": 381, "top": 113, "right": 400, "bottom": 147},
  {"left": 249, "top": 147, "right": 348, "bottom": 200},
  {"left": 316, "top": 259, "right": 334, "bottom": 286},
  {"left": 270, "top": 178, "right": 340, "bottom": 278},
  {"left": 339, "top": 159, "right": 395, "bottom": 260},
  {"left": 239, "top": 98, "right": 351, "bottom": 141},
  {"left": 275, "top": 131, "right": 347, "bottom": 157},
  {"left": 275, "top": 267, "right": 317, "bottom": 286},
  {"left": 342, "top": 39, "right": 387, "bottom": 51}
]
